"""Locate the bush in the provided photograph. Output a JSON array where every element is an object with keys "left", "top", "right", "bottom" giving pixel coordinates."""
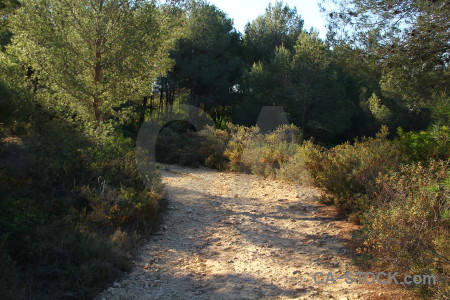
[
  {"left": 0, "top": 117, "right": 164, "bottom": 299},
  {"left": 82, "top": 179, "right": 161, "bottom": 232},
  {"left": 198, "top": 125, "right": 231, "bottom": 170},
  {"left": 224, "top": 124, "right": 261, "bottom": 171},
  {"left": 240, "top": 140, "right": 299, "bottom": 178},
  {"left": 277, "top": 141, "right": 315, "bottom": 184},
  {"left": 155, "top": 121, "right": 203, "bottom": 167},
  {"left": 357, "top": 161, "right": 449, "bottom": 298},
  {"left": 304, "top": 126, "right": 402, "bottom": 216},
  {"left": 397, "top": 125, "right": 449, "bottom": 162},
  {"left": 224, "top": 124, "right": 303, "bottom": 175}
]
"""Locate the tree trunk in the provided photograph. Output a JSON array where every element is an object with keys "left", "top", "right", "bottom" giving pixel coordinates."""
[
  {"left": 93, "top": 96, "right": 104, "bottom": 123},
  {"left": 139, "top": 96, "right": 148, "bottom": 125}
]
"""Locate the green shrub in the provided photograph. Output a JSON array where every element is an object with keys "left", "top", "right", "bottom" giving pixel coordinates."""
[
  {"left": 224, "top": 124, "right": 260, "bottom": 171},
  {"left": 241, "top": 140, "right": 299, "bottom": 178},
  {"left": 155, "top": 121, "right": 203, "bottom": 167},
  {"left": 223, "top": 124, "right": 303, "bottom": 175},
  {"left": 198, "top": 125, "right": 230, "bottom": 170},
  {"left": 82, "top": 180, "right": 161, "bottom": 232},
  {"left": 357, "top": 161, "right": 449, "bottom": 298},
  {"left": 304, "top": 126, "right": 402, "bottom": 216},
  {"left": 0, "top": 119, "right": 164, "bottom": 299},
  {"left": 397, "top": 125, "right": 449, "bottom": 162},
  {"left": 277, "top": 141, "right": 314, "bottom": 184},
  {"left": 264, "top": 124, "right": 303, "bottom": 144}
]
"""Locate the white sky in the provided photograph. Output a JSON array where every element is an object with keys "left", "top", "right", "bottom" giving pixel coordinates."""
[{"left": 207, "top": 0, "right": 327, "bottom": 39}]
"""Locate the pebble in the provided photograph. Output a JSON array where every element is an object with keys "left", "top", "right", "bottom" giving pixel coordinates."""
[{"left": 294, "top": 284, "right": 307, "bottom": 291}]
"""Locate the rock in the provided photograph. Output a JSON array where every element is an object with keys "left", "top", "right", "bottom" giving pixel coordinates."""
[
  {"left": 331, "top": 261, "right": 340, "bottom": 267},
  {"left": 294, "top": 284, "right": 307, "bottom": 291},
  {"left": 293, "top": 270, "right": 301, "bottom": 275},
  {"left": 113, "top": 282, "right": 121, "bottom": 288},
  {"left": 234, "top": 194, "right": 239, "bottom": 198}
]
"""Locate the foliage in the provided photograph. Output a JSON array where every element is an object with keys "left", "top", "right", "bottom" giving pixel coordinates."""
[
  {"left": 155, "top": 120, "right": 204, "bottom": 166},
  {"left": 0, "top": 0, "right": 20, "bottom": 50},
  {"left": 304, "top": 126, "right": 402, "bottom": 216},
  {"left": 0, "top": 113, "right": 163, "bottom": 299},
  {"left": 223, "top": 124, "right": 261, "bottom": 172},
  {"left": 398, "top": 125, "right": 450, "bottom": 162},
  {"left": 276, "top": 140, "right": 314, "bottom": 184},
  {"left": 198, "top": 125, "right": 231, "bottom": 170},
  {"left": 239, "top": 124, "right": 302, "bottom": 177},
  {"left": 8, "top": 0, "right": 182, "bottom": 123},
  {"left": 324, "top": 0, "right": 450, "bottom": 107},
  {"left": 243, "top": 0, "right": 304, "bottom": 64},
  {"left": 168, "top": 0, "right": 243, "bottom": 122},
  {"left": 236, "top": 31, "right": 358, "bottom": 142},
  {"left": 357, "top": 161, "right": 449, "bottom": 298}
]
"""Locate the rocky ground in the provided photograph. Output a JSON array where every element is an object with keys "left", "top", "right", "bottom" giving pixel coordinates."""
[{"left": 98, "top": 165, "right": 416, "bottom": 300}]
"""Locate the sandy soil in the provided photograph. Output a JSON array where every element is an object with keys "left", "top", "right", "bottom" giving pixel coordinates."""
[{"left": 97, "top": 165, "right": 416, "bottom": 300}]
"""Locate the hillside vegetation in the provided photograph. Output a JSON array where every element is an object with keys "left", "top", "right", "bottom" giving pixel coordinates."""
[{"left": 0, "top": 0, "right": 448, "bottom": 299}]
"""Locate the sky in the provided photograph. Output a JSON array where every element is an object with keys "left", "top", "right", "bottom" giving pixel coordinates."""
[{"left": 207, "top": 0, "right": 328, "bottom": 39}]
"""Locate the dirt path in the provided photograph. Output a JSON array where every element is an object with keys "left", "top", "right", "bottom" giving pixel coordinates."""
[{"left": 98, "top": 165, "right": 413, "bottom": 300}]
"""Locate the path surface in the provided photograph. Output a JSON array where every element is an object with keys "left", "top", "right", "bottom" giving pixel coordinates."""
[{"left": 98, "top": 165, "right": 414, "bottom": 300}]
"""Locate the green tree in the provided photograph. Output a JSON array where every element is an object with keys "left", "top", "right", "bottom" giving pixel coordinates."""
[
  {"left": 323, "top": 0, "right": 449, "bottom": 108},
  {"left": 168, "top": 0, "right": 242, "bottom": 123},
  {"left": 0, "top": 0, "right": 20, "bottom": 50},
  {"left": 243, "top": 1, "right": 304, "bottom": 64},
  {"left": 236, "top": 31, "right": 357, "bottom": 142},
  {"left": 7, "top": 0, "right": 182, "bottom": 123}
]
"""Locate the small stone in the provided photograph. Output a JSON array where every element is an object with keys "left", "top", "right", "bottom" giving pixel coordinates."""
[
  {"left": 113, "top": 282, "right": 121, "bottom": 288},
  {"left": 331, "top": 261, "right": 340, "bottom": 267},
  {"left": 234, "top": 194, "right": 239, "bottom": 198},
  {"left": 294, "top": 284, "right": 307, "bottom": 291},
  {"left": 293, "top": 270, "right": 301, "bottom": 275}
]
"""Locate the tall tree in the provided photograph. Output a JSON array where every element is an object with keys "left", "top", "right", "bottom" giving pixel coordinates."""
[
  {"left": 168, "top": 0, "right": 242, "bottom": 123},
  {"left": 0, "top": 0, "right": 20, "bottom": 50},
  {"left": 243, "top": 1, "right": 304, "bottom": 64},
  {"left": 323, "top": 0, "right": 449, "bottom": 108},
  {"left": 236, "top": 31, "right": 357, "bottom": 142},
  {"left": 8, "top": 0, "right": 182, "bottom": 123}
]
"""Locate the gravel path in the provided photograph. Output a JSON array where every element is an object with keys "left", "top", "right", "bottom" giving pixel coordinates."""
[{"left": 98, "top": 165, "right": 414, "bottom": 300}]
